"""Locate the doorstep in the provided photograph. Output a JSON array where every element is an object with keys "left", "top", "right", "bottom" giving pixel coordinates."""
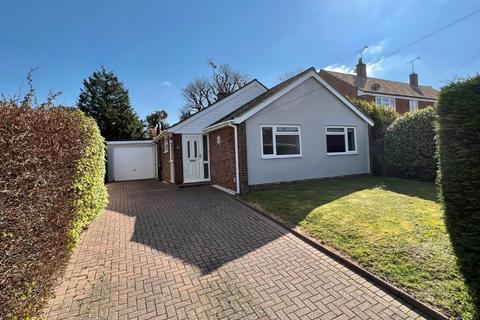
[{"left": 178, "top": 181, "right": 212, "bottom": 188}]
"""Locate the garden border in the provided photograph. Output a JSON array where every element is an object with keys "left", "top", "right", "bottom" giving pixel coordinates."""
[{"left": 233, "top": 196, "right": 450, "bottom": 320}]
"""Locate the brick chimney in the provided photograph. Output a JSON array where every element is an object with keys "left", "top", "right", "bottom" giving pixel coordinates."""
[
  {"left": 355, "top": 58, "right": 367, "bottom": 78},
  {"left": 409, "top": 73, "right": 419, "bottom": 87}
]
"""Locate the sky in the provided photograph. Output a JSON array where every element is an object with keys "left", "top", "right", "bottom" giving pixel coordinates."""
[{"left": 1, "top": 0, "right": 479, "bottom": 124}]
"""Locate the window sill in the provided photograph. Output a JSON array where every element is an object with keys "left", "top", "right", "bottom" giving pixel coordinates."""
[
  {"left": 327, "top": 152, "right": 358, "bottom": 156},
  {"left": 262, "top": 154, "right": 303, "bottom": 159}
]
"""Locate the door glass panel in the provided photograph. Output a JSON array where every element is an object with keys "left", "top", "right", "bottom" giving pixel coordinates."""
[
  {"left": 203, "top": 135, "right": 208, "bottom": 161},
  {"left": 194, "top": 141, "right": 197, "bottom": 158},
  {"left": 187, "top": 141, "right": 191, "bottom": 158},
  {"left": 203, "top": 163, "right": 209, "bottom": 179}
]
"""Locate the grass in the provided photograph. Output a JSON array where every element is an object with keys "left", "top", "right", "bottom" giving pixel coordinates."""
[{"left": 243, "top": 176, "right": 474, "bottom": 319}]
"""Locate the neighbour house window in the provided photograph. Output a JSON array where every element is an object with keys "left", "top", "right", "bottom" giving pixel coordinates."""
[
  {"left": 261, "top": 125, "right": 301, "bottom": 158},
  {"left": 326, "top": 127, "right": 357, "bottom": 155},
  {"left": 375, "top": 96, "right": 395, "bottom": 109},
  {"left": 409, "top": 100, "right": 418, "bottom": 112}
]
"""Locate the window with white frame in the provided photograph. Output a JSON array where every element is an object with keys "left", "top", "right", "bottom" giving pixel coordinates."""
[
  {"left": 375, "top": 96, "right": 395, "bottom": 109},
  {"left": 325, "top": 127, "right": 357, "bottom": 154},
  {"left": 409, "top": 99, "right": 418, "bottom": 112},
  {"left": 168, "top": 139, "right": 173, "bottom": 161},
  {"left": 164, "top": 138, "right": 169, "bottom": 153},
  {"left": 261, "top": 125, "right": 301, "bottom": 158}
]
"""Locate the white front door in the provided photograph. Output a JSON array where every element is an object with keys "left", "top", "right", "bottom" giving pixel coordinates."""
[{"left": 183, "top": 135, "right": 203, "bottom": 182}]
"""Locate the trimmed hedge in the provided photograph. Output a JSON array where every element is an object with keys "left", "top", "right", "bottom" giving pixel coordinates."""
[
  {"left": 437, "top": 76, "right": 480, "bottom": 317},
  {"left": 351, "top": 98, "right": 399, "bottom": 139},
  {"left": 384, "top": 107, "right": 437, "bottom": 180},
  {"left": 0, "top": 103, "right": 108, "bottom": 319}
]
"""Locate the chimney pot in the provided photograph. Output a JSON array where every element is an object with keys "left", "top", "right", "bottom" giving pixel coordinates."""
[
  {"left": 356, "top": 58, "right": 367, "bottom": 78},
  {"left": 409, "top": 73, "right": 419, "bottom": 87}
]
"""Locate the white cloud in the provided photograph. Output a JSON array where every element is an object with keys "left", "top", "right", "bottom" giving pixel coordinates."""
[
  {"left": 363, "top": 40, "right": 387, "bottom": 58},
  {"left": 323, "top": 63, "right": 384, "bottom": 77},
  {"left": 323, "top": 64, "right": 355, "bottom": 74},
  {"left": 366, "top": 62, "right": 385, "bottom": 78},
  {"left": 161, "top": 81, "right": 172, "bottom": 87}
]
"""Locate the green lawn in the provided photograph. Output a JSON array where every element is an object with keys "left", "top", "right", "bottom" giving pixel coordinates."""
[{"left": 243, "top": 176, "right": 473, "bottom": 319}]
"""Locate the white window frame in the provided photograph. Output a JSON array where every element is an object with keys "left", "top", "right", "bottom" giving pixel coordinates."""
[
  {"left": 325, "top": 126, "right": 358, "bottom": 156},
  {"left": 409, "top": 99, "right": 418, "bottom": 112},
  {"left": 260, "top": 124, "right": 302, "bottom": 159},
  {"left": 375, "top": 96, "right": 396, "bottom": 109},
  {"left": 168, "top": 139, "right": 173, "bottom": 161},
  {"left": 164, "top": 138, "right": 169, "bottom": 153}
]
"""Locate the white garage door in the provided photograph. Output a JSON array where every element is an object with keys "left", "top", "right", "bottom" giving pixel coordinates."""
[{"left": 113, "top": 146, "right": 155, "bottom": 181}]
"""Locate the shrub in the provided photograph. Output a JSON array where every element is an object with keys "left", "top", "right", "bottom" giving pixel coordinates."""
[
  {"left": 383, "top": 107, "right": 437, "bottom": 180},
  {"left": 0, "top": 103, "right": 108, "bottom": 319},
  {"left": 437, "top": 76, "right": 480, "bottom": 317},
  {"left": 351, "top": 98, "right": 399, "bottom": 139}
]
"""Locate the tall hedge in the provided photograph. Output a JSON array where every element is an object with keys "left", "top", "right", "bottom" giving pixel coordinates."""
[
  {"left": 0, "top": 103, "right": 108, "bottom": 319},
  {"left": 384, "top": 107, "right": 437, "bottom": 180},
  {"left": 437, "top": 76, "right": 480, "bottom": 317}
]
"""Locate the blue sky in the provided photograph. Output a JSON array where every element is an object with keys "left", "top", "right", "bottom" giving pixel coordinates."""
[{"left": 1, "top": 0, "right": 479, "bottom": 124}]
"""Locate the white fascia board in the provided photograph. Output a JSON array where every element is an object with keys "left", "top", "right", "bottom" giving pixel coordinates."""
[
  {"left": 232, "top": 71, "right": 374, "bottom": 126},
  {"left": 358, "top": 89, "right": 438, "bottom": 102},
  {"left": 152, "top": 130, "right": 169, "bottom": 143},
  {"left": 106, "top": 140, "right": 153, "bottom": 145},
  {"left": 168, "top": 80, "right": 267, "bottom": 133},
  {"left": 203, "top": 120, "right": 234, "bottom": 133}
]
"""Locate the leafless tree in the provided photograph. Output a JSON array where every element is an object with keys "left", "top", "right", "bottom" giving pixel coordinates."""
[
  {"left": 277, "top": 68, "right": 304, "bottom": 82},
  {"left": 179, "top": 61, "right": 250, "bottom": 120}
]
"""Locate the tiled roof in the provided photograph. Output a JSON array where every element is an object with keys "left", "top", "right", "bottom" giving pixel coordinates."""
[
  {"left": 214, "top": 67, "right": 316, "bottom": 124},
  {"left": 321, "top": 70, "right": 439, "bottom": 100}
]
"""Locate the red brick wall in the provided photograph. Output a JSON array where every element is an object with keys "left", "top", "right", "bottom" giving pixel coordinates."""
[
  {"left": 159, "top": 133, "right": 183, "bottom": 184},
  {"left": 160, "top": 135, "right": 171, "bottom": 183},
  {"left": 209, "top": 126, "right": 236, "bottom": 192},
  {"left": 173, "top": 134, "right": 183, "bottom": 184}
]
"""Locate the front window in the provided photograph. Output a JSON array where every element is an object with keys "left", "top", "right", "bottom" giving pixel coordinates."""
[
  {"left": 261, "top": 125, "right": 301, "bottom": 158},
  {"left": 409, "top": 100, "right": 418, "bottom": 112},
  {"left": 375, "top": 96, "right": 395, "bottom": 109},
  {"left": 326, "top": 127, "right": 357, "bottom": 155},
  {"left": 168, "top": 139, "right": 173, "bottom": 161},
  {"left": 164, "top": 138, "right": 169, "bottom": 153}
]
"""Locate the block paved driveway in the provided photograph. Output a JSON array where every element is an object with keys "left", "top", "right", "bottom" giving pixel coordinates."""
[{"left": 45, "top": 180, "right": 427, "bottom": 320}]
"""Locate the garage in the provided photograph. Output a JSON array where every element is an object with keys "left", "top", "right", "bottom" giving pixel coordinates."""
[{"left": 106, "top": 140, "right": 157, "bottom": 182}]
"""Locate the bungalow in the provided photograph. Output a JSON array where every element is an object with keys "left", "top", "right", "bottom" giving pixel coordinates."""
[{"left": 153, "top": 67, "right": 374, "bottom": 194}]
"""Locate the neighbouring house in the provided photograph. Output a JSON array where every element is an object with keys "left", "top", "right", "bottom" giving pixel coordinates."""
[
  {"left": 153, "top": 67, "right": 374, "bottom": 194},
  {"left": 319, "top": 59, "right": 439, "bottom": 113}
]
